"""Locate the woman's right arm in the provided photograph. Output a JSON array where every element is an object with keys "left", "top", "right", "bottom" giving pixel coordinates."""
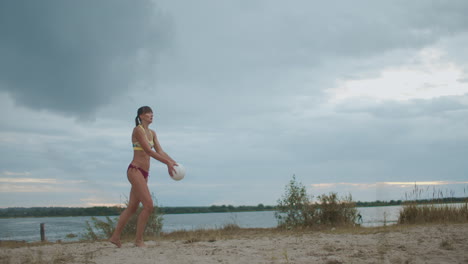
[{"left": 134, "top": 127, "right": 176, "bottom": 175}]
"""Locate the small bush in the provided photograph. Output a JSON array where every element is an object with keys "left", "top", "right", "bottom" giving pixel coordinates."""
[
  {"left": 65, "top": 233, "right": 77, "bottom": 238},
  {"left": 275, "top": 175, "right": 316, "bottom": 228},
  {"left": 316, "top": 192, "right": 358, "bottom": 226},
  {"left": 275, "top": 175, "right": 358, "bottom": 228}
]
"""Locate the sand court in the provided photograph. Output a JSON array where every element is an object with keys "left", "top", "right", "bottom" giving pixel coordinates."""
[{"left": 1, "top": 223, "right": 467, "bottom": 263}]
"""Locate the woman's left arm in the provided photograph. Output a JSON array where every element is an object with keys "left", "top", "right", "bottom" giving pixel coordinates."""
[{"left": 152, "top": 130, "right": 177, "bottom": 164}]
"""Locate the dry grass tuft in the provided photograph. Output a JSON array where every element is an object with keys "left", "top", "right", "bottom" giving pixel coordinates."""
[
  {"left": 398, "top": 185, "right": 468, "bottom": 225},
  {"left": 156, "top": 223, "right": 246, "bottom": 243},
  {"left": 399, "top": 203, "right": 468, "bottom": 224},
  {"left": 155, "top": 223, "right": 410, "bottom": 243},
  {"left": 439, "top": 239, "right": 454, "bottom": 250},
  {"left": 0, "top": 240, "right": 56, "bottom": 249},
  {"left": 0, "top": 248, "right": 74, "bottom": 264}
]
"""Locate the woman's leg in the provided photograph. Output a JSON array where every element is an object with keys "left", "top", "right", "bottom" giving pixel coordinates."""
[
  {"left": 128, "top": 172, "right": 153, "bottom": 247},
  {"left": 109, "top": 169, "right": 144, "bottom": 247},
  {"left": 109, "top": 186, "right": 140, "bottom": 247}
]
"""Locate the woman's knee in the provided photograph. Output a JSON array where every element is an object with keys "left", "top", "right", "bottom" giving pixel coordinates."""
[
  {"left": 142, "top": 201, "right": 154, "bottom": 213},
  {"left": 128, "top": 205, "right": 139, "bottom": 214},
  {"left": 123, "top": 204, "right": 138, "bottom": 215}
]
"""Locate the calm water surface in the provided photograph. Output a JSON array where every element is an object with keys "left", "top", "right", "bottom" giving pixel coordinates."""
[{"left": 0, "top": 206, "right": 402, "bottom": 242}]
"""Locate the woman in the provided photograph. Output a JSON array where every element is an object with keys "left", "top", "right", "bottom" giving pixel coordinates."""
[{"left": 109, "top": 106, "right": 177, "bottom": 248}]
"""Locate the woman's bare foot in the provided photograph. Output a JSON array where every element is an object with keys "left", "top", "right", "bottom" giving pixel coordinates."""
[
  {"left": 108, "top": 237, "right": 122, "bottom": 248},
  {"left": 135, "top": 240, "right": 146, "bottom": 248}
]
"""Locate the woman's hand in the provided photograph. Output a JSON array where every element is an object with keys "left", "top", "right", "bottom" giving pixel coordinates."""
[{"left": 167, "top": 162, "right": 177, "bottom": 177}]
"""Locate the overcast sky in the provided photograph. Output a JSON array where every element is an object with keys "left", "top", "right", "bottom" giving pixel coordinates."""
[{"left": 1, "top": 0, "right": 468, "bottom": 208}]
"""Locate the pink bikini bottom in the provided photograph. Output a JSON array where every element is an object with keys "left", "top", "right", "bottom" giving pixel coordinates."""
[{"left": 127, "top": 164, "right": 149, "bottom": 179}]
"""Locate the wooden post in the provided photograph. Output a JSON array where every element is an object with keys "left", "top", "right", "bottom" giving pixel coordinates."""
[{"left": 40, "top": 223, "right": 46, "bottom": 242}]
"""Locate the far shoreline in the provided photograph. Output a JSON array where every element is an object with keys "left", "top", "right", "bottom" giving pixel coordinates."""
[{"left": 2, "top": 199, "right": 467, "bottom": 219}]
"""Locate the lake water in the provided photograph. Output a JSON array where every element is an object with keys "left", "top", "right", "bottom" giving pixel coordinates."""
[{"left": 0, "top": 206, "right": 402, "bottom": 242}]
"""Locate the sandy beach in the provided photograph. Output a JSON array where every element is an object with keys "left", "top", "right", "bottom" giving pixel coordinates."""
[{"left": 1, "top": 223, "right": 467, "bottom": 264}]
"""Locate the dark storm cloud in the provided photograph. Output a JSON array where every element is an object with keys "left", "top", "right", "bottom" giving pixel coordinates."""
[
  {"left": 0, "top": 0, "right": 171, "bottom": 117},
  {"left": 155, "top": 0, "right": 468, "bottom": 114},
  {"left": 2, "top": 1, "right": 468, "bottom": 206}
]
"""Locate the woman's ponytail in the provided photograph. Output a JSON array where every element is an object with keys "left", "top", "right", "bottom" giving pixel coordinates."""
[{"left": 135, "top": 116, "right": 140, "bottom": 126}]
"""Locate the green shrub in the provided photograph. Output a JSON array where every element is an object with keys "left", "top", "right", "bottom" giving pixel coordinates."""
[
  {"left": 316, "top": 192, "right": 358, "bottom": 226},
  {"left": 275, "top": 175, "right": 316, "bottom": 228},
  {"left": 275, "top": 175, "right": 358, "bottom": 228}
]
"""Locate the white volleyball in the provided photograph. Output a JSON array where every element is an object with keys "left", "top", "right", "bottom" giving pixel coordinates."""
[{"left": 171, "top": 164, "right": 185, "bottom": 181}]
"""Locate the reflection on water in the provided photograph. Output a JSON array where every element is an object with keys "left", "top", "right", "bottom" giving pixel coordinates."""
[{"left": 0, "top": 206, "right": 403, "bottom": 242}]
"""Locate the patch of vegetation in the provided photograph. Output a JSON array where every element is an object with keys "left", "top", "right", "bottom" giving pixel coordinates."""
[
  {"left": 82, "top": 195, "right": 163, "bottom": 240},
  {"left": 275, "top": 175, "right": 358, "bottom": 229},
  {"left": 0, "top": 249, "right": 73, "bottom": 264},
  {"left": 65, "top": 233, "right": 77, "bottom": 238},
  {"left": 439, "top": 240, "right": 454, "bottom": 250},
  {"left": 398, "top": 185, "right": 468, "bottom": 224}
]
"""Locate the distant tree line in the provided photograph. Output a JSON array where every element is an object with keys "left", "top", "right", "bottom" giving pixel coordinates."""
[
  {"left": 0, "top": 204, "right": 275, "bottom": 218},
  {"left": 1, "top": 198, "right": 465, "bottom": 218},
  {"left": 0, "top": 206, "right": 123, "bottom": 218},
  {"left": 160, "top": 204, "right": 275, "bottom": 214},
  {"left": 356, "top": 197, "right": 467, "bottom": 207},
  {"left": 356, "top": 200, "right": 403, "bottom": 207}
]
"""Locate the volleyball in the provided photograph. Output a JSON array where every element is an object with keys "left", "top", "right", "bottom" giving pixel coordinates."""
[{"left": 171, "top": 164, "right": 185, "bottom": 181}]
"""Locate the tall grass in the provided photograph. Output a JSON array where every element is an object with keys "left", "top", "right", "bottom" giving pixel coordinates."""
[
  {"left": 275, "top": 175, "right": 358, "bottom": 229},
  {"left": 398, "top": 185, "right": 468, "bottom": 224},
  {"left": 82, "top": 194, "right": 163, "bottom": 240}
]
